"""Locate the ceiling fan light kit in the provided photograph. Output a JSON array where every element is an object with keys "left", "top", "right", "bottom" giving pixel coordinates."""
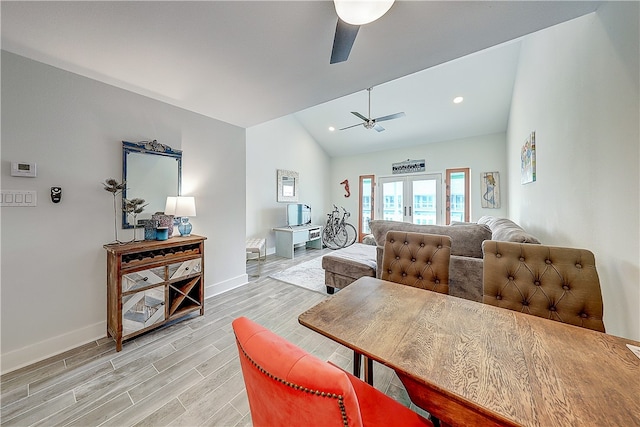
[
  {"left": 333, "top": 0, "right": 395, "bottom": 25},
  {"left": 330, "top": 0, "right": 395, "bottom": 64}
]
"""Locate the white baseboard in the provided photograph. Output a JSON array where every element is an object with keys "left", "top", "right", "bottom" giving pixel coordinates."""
[
  {"left": 205, "top": 274, "right": 248, "bottom": 297},
  {"left": 1, "top": 321, "right": 105, "bottom": 375},
  {"left": 1, "top": 276, "right": 250, "bottom": 375}
]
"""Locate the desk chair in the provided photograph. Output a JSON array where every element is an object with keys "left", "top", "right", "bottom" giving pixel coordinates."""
[
  {"left": 232, "top": 316, "right": 432, "bottom": 427},
  {"left": 482, "top": 240, "right": 605, "bottom": 332}
]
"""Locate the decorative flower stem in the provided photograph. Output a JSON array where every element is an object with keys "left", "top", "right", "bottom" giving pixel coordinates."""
[
  {"left": 103, "top": 178, "right": 126, "bottom": 244},
  {"left": 123, "top": 198, "right": 148, "bottom": 243}
]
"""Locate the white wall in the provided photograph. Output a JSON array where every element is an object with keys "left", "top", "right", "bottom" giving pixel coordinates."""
[
  {"left": 0, "top": 51, "right": 247, "bottom": 373},
  {"left": 246, "top": 115, "right": 331, "bottom": 254},
  {"left": 330, "top": 133, "right": 509, "bottom": 224},
  {"left": 507, "top": 3, "right": 639, "bottom": 340}
]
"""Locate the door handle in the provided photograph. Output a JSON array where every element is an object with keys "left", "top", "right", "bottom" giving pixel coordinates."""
[{"left": 409, "top": 206, "right": 412, "bottom": 216}]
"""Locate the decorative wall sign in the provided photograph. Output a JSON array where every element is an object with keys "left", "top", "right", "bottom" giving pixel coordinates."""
[
  {"left": 277, "top": 169, "right": 299, "bottom": 202},
  {"left": 340, "top": 179, "right": 350, "bottom": 197},
  {"left": 481, "top": 172, "right": 501, "bottom": 208},
  {"left": 392, "top": 159, "right": 425, "bottom": 174},
  {"left": 521, "top": 132, "right": 536, "bottom": 184}
]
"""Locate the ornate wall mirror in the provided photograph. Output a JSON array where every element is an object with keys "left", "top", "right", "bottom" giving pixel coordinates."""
[
  {"left": 122, "top": 140, "right": 182, "bottom": 228},
  {"left": 277, "top": 169, "right": 299, "bottom": 202}
]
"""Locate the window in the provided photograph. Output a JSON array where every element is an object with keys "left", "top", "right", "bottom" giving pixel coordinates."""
[
  {"left": 445, "top": 168, "right": 470, "bottom": 224},
  {"left": 358, "top": 175, "right": 375, "bottom": 241}
]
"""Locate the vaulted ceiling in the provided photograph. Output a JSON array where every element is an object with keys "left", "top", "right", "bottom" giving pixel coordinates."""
[{"left": 1, "top": 1, "right": 602, "bottom": 156}]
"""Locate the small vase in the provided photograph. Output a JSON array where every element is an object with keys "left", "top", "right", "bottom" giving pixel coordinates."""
[
  {"left": 156, "top": 227, "right": 169, "bottom": 241},
  {"left": 144, "top": 220, "right": 158, "bottom": 240}
]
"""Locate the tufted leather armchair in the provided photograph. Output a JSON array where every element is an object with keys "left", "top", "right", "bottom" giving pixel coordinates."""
[
  {"left": 482, "top": 240, "right": 605, "bottom": 332},
  {"left": 381, "top": 231, "right": 452, "bottom": 294},
  {"left": 232, "top": 316, "right": 432, "bottom": 427}
]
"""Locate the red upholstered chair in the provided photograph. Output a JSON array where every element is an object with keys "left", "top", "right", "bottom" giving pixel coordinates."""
[{"left": 232, "top": 316, "right": 432, "bottom": 427}]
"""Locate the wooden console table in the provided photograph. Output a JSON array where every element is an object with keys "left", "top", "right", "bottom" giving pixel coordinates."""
[
  {"left": 273, "top": 225, "right": 322, "bottom": 258},
  {"left": 104, "top": 235, "right": 206, "bottom": 351}
]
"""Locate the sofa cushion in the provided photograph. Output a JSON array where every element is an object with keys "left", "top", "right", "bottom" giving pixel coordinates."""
[
  {"left": 368, "top": 220, "right": 491, "bottom": 259},
  {"left": 477, "top": 216, "right": 541, "bottom": 244}
]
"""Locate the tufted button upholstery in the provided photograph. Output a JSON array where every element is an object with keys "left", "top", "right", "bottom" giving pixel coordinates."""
[
  {"left": 482, "top": 240, "right": 605, "bottom": 332},
  {"left": 381, "top": 231, "right": 452, "bottom": 294}
]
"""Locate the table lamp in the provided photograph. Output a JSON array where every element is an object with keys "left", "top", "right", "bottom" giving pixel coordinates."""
[{"left": 175, "top": 196, "right": 196, "bottom": 236}]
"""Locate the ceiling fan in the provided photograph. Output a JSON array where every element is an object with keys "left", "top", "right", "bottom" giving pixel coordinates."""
[
  {"left": 340, "top": 87, "right": 406, "bottom": 132},
  {"left": 330, "top": 0, "right": 395, "bottom": 64}
]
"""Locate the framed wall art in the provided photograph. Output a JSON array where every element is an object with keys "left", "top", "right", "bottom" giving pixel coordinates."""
[
  {"left": 481, "top": 172, "right": 500, "bottom": 208},
  {"left": 521, "top": 131, "right": 536, "bottom": 184},
  {"left": 277, "top": 169, "right": 299, "bottom": 202}
]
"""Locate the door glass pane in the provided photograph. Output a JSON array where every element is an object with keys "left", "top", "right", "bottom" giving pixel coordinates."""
[
  {"left": 382, "top": 181, "right": 403, "bottom": 221},
  {"left": 412, "top": 180, "right": 437, "bottom": 224},
  {"left": 449, "top": 172, "right": 466, "bottom": 222},
  {"left": 361, "top": 178, "right": 373, "bottom": 235}
]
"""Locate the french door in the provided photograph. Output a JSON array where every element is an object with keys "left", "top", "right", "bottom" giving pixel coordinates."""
[{"left": 378, "top": 174, "right": 443, "bottom": 225}]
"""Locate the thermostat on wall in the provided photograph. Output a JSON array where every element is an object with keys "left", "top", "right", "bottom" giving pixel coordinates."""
[{"left": 11, "top": 162, "right": 37, "bottom": 177}]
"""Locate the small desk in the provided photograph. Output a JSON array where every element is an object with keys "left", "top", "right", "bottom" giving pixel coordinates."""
[
  {"left": 299, "top": 277, "right": 640, "bottom": 427},
  {"left": 273, "top": 225, "right": 322, "bottom": 258}
]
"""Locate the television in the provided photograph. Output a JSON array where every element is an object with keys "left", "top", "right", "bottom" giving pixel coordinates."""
[{"left": 286, "top": 203, "right": 311, "bottom": 227}]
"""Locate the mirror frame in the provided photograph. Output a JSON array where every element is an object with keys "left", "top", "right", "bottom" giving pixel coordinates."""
[
  {"left": 277, "top": 169, "right": 299, "bottom": 202},
  {"left": 122, "top": 140, "right": 182, "bottom": 229}
]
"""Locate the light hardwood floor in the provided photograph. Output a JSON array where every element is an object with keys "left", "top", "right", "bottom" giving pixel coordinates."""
[{"left": 1, "top": 247, "right": 428, "bottom": 426}]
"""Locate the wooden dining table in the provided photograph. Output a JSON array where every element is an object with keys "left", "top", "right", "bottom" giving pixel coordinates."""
[{"left": 298, "top": 276, "right": 640, "bottom": 427}]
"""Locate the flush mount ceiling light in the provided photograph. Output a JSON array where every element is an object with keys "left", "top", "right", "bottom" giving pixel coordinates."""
[
  {"left": 334, "top": 0, "right": 395, "bottom": 25},
  {"left": 453, "top": 96, "right": 464, "bottom": 104}
]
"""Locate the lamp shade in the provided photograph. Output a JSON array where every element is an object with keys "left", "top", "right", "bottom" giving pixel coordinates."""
[
  {"left": 174, "top": 196, "right": 196, "bottom": 217},
  {"left": 334, "top": 0, "right": 395, "bottom": 25},
  {"left": 164, "top": 196, "right": 177, "bottom": 215}
]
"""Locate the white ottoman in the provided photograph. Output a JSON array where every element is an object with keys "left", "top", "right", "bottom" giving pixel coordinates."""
[{"left": 246, "top": 238, "right": 266, "bottom": 263}]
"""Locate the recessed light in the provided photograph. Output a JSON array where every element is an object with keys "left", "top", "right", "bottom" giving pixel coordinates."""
[
  {"left": 329, "top": 126, "right": 335, "bottom": 132},
  {"left": 453, "top": 96, "right": 464, "bottom": 104}
]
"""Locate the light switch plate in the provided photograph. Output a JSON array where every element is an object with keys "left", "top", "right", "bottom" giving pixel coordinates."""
[{"left": 1, "top": 190, "right": 37, "bottom": 207}]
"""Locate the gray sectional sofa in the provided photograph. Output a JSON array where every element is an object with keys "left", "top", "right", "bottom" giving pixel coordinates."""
[{"left": 322, "top": 216, "right": 540, "bottom": 302}]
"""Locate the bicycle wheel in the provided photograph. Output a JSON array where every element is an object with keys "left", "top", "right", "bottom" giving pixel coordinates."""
[
  {"left": 343, "top": 223, "right": 357, "bottom": 247},
  {"left": 332, "top": 227, "right": 349, "bottom": 248},
  {"left": 322, "top": 226, "right": 342, "bottom": 250}
]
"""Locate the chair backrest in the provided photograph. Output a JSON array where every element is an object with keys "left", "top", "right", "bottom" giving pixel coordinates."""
[
  {"left": 232, "top": 316, "right": 364, "bottom": 427},
  {"left": 482, "top": 240, "right": 605, "bottom": 332},
  {"left": 381, "top": 231, "right": 452, "bottom": 294}
]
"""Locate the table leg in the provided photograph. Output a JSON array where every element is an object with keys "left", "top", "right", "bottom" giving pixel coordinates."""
[
  {"left": 363, "top": 356, "right": 374, "bottom": 385},
  {"left": 353, "top": 350, "right": 361, "bottom": 377}
]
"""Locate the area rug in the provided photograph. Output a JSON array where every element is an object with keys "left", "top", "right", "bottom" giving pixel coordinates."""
[{"left": 269, "top": 256, "right": 327, "bottom": 294}]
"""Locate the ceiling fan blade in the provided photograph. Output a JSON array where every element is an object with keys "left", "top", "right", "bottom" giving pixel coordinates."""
[
  {"left": 374, "top": 112, "right": 406, "bottom": 122},
  {"left": 339, "top": 123, "right": 364, "bottom": 131},
  {"left": 374, "top": 124, "right": 385, "bottom": 132},
  {"left": 330, "top": 19, "right": 360, "bottom": 64},
  {"left": 351, "top": 111, "right": 369, "bottom": 122}
]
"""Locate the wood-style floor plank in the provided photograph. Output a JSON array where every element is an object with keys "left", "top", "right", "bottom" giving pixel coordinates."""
[{"left": 1, "top": 247, "right": 424, "bottom": 426}]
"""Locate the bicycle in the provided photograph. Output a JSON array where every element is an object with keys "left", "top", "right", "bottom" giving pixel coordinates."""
[{"left": 322, "top": 205, "right": 357, "bottom": 249}]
